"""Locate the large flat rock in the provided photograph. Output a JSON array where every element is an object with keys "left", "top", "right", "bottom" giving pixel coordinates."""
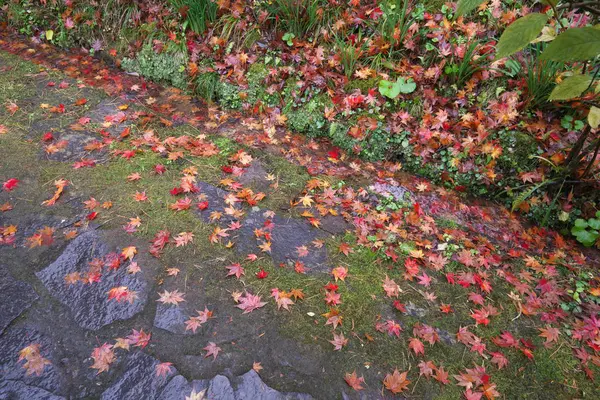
[
  {"left": 101, "top": 351, "right": 175, "bottom": 400},
  {"left": 36, "top": 230, "right": 153, "bottom": 330},
  {"left": 0, "top": 269, "right": 39, "bottom": 334},
  {"left": 85, "top": 98, "right": 132, "bottom": 137},
  {"left": 0, "top": 327, "right": 65, "bottom": 397}
]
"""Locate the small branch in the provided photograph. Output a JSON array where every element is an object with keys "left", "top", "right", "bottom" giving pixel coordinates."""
[{"left": 582, "top": 137, "right": 600, "bottom": 178}]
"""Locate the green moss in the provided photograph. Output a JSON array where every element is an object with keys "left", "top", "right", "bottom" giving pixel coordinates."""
[
  {"left": 252, "top": 153, "right": 311, "bottom": 210},
  {"left": 498, "top": 130, "right": 539, "bottom": 172},
  {"left": 344, "top": 77, "right": 379, "bottom": 93},
  {"left": 247, "top": 63, "right": 269, "bottom": 84}
]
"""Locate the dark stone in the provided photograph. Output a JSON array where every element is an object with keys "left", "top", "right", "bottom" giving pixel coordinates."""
[
  {"left": 153, "top": 304, "right": 190, "bottom": 335},
  {"left": 405, "top": 302, "right": 427, "bottom": 318},
  {"left": 0, "top": 269, "right": 39, "bottom": 334},
  {"left": 101, "top": 351, "right": 175, "bottom": 400},
  {"left": 235, "top": 209, "right": 328, "bottom": 273},
  {"left": 318, "top": 215, "right": 351, "bottom": 235},
  {"left": 28, "top": 119, "right": 61, "bottom": 139},
  {"left": 0, "top": 328, "right": 64, "bottom": 396},
  {"left": 233, "top": 370, "right": 313, "bottom": 400},
  {"left": 156, "top": 375, "right": 190, "bottom": 400},
  {"left": 36, "top": 230, "right": 151, "bottom": 330},
  {"left": 12, "top": 214, "right": 83, "bottom": 248},
  {"left": 369, "top": 182, "right": 411, "bottom": 203},
  {"left": 0, "top": 380, "right": 65, "bottom": 400},
  {"left": 195, "top": 182, "right": 239, "bottom": 225},
  {"left": 40, "top": 129, "right": 106, "bottom": 163},
  {"left": 85, "top": 99, "right": 132, "bottom": 137},
  {"left": 158, "top": 370, "right": 313, "bottom": 400},
  {"left": 436, "top": 328, "right": 457, "bottom": 346},
  {"left": 237, "top": 161, "right": 271, "bottom": 192}
]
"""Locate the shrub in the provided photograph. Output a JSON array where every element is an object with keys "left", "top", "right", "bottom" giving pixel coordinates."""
[
  {"left": 329, "top": 119, "right": 404, "bottom": 161},
  {"left": 121, "top": 45, "right": 189, "bottom": 89},
  {"left": 285, "top": 93, "right": 331, "bottom": 137},
  {"left": 522, "top": 46, "right": 563, "bottom": 111},
  {"left": 194, "top": 72, "right": 220, "bottom": 102},
  {"left": 215, "top": 81, "right": 243, "bottom": 109}
]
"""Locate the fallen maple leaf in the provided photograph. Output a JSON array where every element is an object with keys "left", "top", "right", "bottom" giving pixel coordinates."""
[
  {"left": 382, "top": 275, "right": 401, "bottom": 297},
  {"left": 157, "top": 290, "right": 186, "bottom": 306},
  {"left": 90, "top": 343, "right": 115, "bottom": 374},
  {"left": 134, "top": 191, "right": 148, "bottom": 202},
  {"left": 127, "top": 329, "right": 151, "bottom": 348},
  {"left": 155, "top": 362, "right": 173, "bottom": 377},
  {"left": 383, "top": 369, "right": 411, "bottom": 394},
  {"left": 3, "top": 178, "right": 19, "bottom": 192},
  {"left": 236, "top": 292, "right": 267, "bottom": 313},
  {"left": 42, "top": 179, "right": 68, "bottom": 206},
  {"left": 174, "top": 231, "right": 194, "bottom": 247},
  {"left": 344, "top": 371, "right": 365, "bottom": 391},
  {"left": 409, "top": 337, "right": 425, "bottom": 356},
  {"left": 121, "top": 246, "right": 137, "bottom": 260},
  {"left": 252, "top": 362, "right": 263, "bottom": 373},
  {"left": 538, "top": 326, "right": 560, "bottom": 348},
  {"left": 107, "top": 286, "right": 137, "bottom": 303},
  {"left": 19, "top": 344, "right": 51, "bottom": 376},
  {"left": 203, "top": 342, "right": 222, "bottom": 360},
  {"left": 329, "top": 333, "right": 348, "bottom": 351},
  {"left": 331, "top": 266, "right": 348, "bottom": 281},
  {"left": 225, "top": 263, "right": 245, "bottom": 278}
]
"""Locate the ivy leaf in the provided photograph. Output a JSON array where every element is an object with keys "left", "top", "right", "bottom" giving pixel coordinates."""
[
  {"left": 455, "top": 0, "right": 485, "bottom": 17},
  {"left": 378, "top": 78, "right": 416, "bottom": 99},
  {"left": 588, "top": 106, "right": 600, "bottom": 128},
  {"left": 496, "top": 13, "right": 549, "bottom": 59},
  {"left": 572, "top": 229, "right": 599, "bottom": 247},
  {"left": 541, "top": 27, "right": 600, "bottom": 62},
  {"left": 549, "top": 74, "right": 592, "bottom": 101},
  {"left": 588, "top": 218, "right": 600, "bottom": 230}
]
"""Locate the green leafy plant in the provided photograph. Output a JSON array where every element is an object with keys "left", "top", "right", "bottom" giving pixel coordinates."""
[
  {"left": 270, "top": 0, "right": 328, "bottom": 40},
  {"left": 282, "top": 32, "right": 295, "bottom": 46},
  {"left": 444, "top": 40, "right": 489, "bottom": 87},
  {"left": 571, "top": 211, "right": 600, "bottom": 247},
  {"left": 378, "top": 77, "right": 416, "bottom": 99},
  {"left": 171, "top": 0, "right": 218, "bottom": 34},
  {"left": 335, "top": 37, "right": 364, "bottom": 78},
  {"left": 522, "top": 46, "right": 563, "bottom": 110},
  {"left": 378, "top": 0, "right": 415, "bottom": 53}
]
